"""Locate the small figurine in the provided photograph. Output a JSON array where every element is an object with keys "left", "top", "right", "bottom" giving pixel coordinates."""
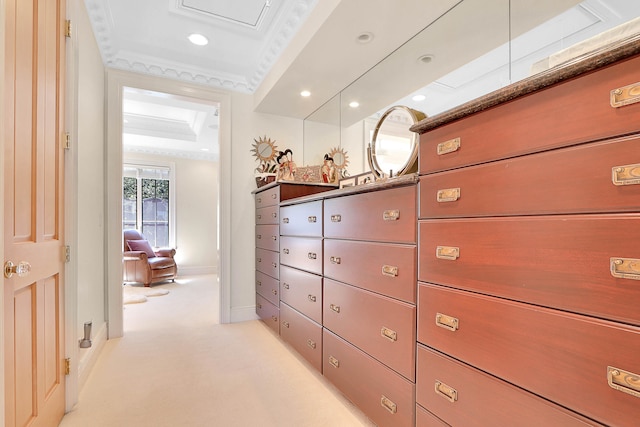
[
  {"left": 321, "top": 154, "right": 338, "bottom": 184},
  {"left": 276, "top": 149, "right": 297, "bottom": 181}
]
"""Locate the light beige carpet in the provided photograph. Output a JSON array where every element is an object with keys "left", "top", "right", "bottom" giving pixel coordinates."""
[
  {"left": 60, "top": 275, "right": 374, "bottom": 427},
  {"left": 123, "top": 284, "right": 170, "bottom": 304}
]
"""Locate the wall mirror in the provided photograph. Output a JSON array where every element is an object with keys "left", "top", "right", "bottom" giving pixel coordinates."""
[{"left": 303, "top": 0, "right": 640, "bottom": 179}]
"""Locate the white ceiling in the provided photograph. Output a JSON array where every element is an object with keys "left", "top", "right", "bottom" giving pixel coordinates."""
[{"left": 85, "top": 0, "right": 640, "bottom": 161}]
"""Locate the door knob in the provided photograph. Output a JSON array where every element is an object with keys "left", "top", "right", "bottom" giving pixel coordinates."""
[{"left": 4, "top": 261, "right": 31, "bottom": 279}]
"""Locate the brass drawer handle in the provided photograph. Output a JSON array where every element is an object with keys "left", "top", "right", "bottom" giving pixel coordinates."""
[
  {"left": 256, "top": 257, "right": 262, "bottom": 262},
  {"left": 380, "top": 395, "right": 397, "bottom": 414},
  {"left": 257, "top": 214, "right": 262, "bottom": 220},
  {"left": 308, "top": 252, "right": 317, "bottom": 260},
  {"left": 381, "top": 327, "right": 397, "bottom": 342},
  {"left": 282, "top": 320, "right": 290, "bottom": 328},
  {"left": 329, "top": 355, "right": 340, "bottom": 368},
  {"left": 331, "top": 214, "right": 342, "bottom": 222},
  {"left": 612, "top": 164, "right": 640, "bottom": 186},
  {"left": 437, "top": 137, "right": 461, "bottom": 155},
  {"left": 256, "top": 280, "right": 262, "bottom": 287},
  {"left": 271, "top": 235, "right": 277, "bottom": 241},
  {"left": 271, "top": 289, "right": 277, "bottom": 295},
  {"left": 610, "top": 258, "right": 640, "bottom": 280},
  {"left": 257, "top": 303, "right": 262, "bottom": 309},
  {"left": 271, "top": 193, "right": 277, "bottom": 199},
  {"left": 271, "top": 262, "right": 277, "bottom": 268},
  {"left": 330, "top": 304, "right": 340, "bottom": 313},
  {"left": 307, "top": 339, "right": 317, "bottom": 349},
  {"left": 437, "top": 188, "right": 460, "bottom": 203},
  {"left": 435, "top": 313, "right": 459, "bottom": 331},
  {"left": 282, "top": 217, "right": 290, "bottom": 223},
  {"left": 308, "top": 215, "right": 317, "bottom": 223},
  {"left": 382, "top": 265, "right": 398, "bottom": 277},
  {"left": 271, "top": 315, "right": 278, "bottom": 322},
  {"left": 257, "top": 197, "right": 262, "bottom": 203},
  {"left": 283, "top": 248, "right": 289, "bottom": 254},
  {"left": 330, "top": 256, "right": 341, "bottom": 264},
  {"left": 611, "top": 82, "right": 640, "bottom": 108},
  {"left": 272, "top": 212, "right": 277, "bottom": 218},
  {"left": 308, "top": 294, "right": 317, "bottom": 303},
  {"left": 436, "top": 246, "right": 460, "bottom": 260},
  {"left": 283, "top": 283, "right": 290, "bottom": 290},
  {"left": 383, "top": 210, "right": 400, "bottom": 221},
  {"left": 607, "top": 366, "right": 640, "bottom": 398},
  {"left": 256, "top": 234, "right": 262, "bottom": 239},
  {"left": 435, "top": 380, "right": 458, "bottom": 403}
]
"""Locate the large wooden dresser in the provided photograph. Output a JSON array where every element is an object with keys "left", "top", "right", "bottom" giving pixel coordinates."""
[{"left": 412, "top": 39, "right": 640, "bottom": 426}]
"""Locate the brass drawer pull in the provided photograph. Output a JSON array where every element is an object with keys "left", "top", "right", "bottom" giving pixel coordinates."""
[
  {"left": 257, "top": 214, "right": 262, "bottom": 220},
  {"left": 256, "top": 280, "right": 262, "bottom": 286},
  {"left": 436, "top": 246, "right": 460, "bottom": 260},
  {"left": 330, "top": 304, "right": 340, "bottom": 313},
  {"left": 607, "top": 366, "right": 640, "bottom": 398},
  {"left": 612, "top": 164, "right": 640, "bottom": 186},
  {"left": 610, "top": 258, "right": 640, "bottom": 280},
  {"left": 283, "top": 248, "right": 289, "bottom": 254},
  {"left": 271, "top": 262, "right": 277, "bottom": 268},
  {"left": 271, "top": 235, "right": 277, "bottom": 241},
  {"left": 308, "top": 252, "right": 317, "bottom": 260},
  {"left": 435, "top": 313, "right": 459, "bottom": 331},
  {"left": 383, "top": 210, "right": 400, "bottom": 221},
  {"left": 308, "top": 215, "right": 317, "bottom": 223},
  {"left": 380, "top": 395, "right": 397, "bottom": 414},
  {"left": 271, "top": 315, "right": 278, "bottom": 322},
  {"left": 272, "top": 212, "right": 277, "bottom": 218},
  {"left": 381, "top": 327, "right": 397, "bottom": 342},
  {"left": 611, "top": 82, "right": 640, "bottom": 108},
  {"left": 257, "top": 303, "right": 262, "bottom": 309},
  {"left": 282, "top": 217, "right": 290, "bottom": 223},
  {"left": 331, "top": 214, "right": 342, "bottom": 222},
  {"left": 330, "top": 256, "right": 341, "bottom": 264},
  {"left": 329, "top": 355, "right": 340, "bottom": 368},
  {"left": 437, "top": 188, "right": 460, "bottom": 202},
  {"left": 257, "top": 234, "right": 262, "bottom": 239},
  {"left": 382, "top": 265, "right": 398, "bottom": 277},
  {"left": 256, "top": 257, "right": 262, "bottom": 262},
  {"left": 271, "top": 193, "right": 277, "bottom": 199},
  {"left": 437, "top": 137, "right": 461, "bottom": 155},
  {"left": 282, "top": 320, "right": 290, "bottom": 328},
  {"left": 307, "top": 339, "right": 317, "bottom": 349},
  {"left": 435, "top": 380, "right": 458, "bottom": 403},
  {"left": 271, "top": 289, "right": 277, "bottom": 295},
  {"left": 283, "top": 283, "right": 290, "bottom": 290},
  {"left": 308, "top": 294, "right": 317, "bottom": 303},
  {"left": 257, "top": 197, "right": 262, "bottom": 204}
]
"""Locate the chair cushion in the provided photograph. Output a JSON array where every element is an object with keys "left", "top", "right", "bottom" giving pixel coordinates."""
[{"left": 127, "top": 239, "right": 156, "bottom": 258}]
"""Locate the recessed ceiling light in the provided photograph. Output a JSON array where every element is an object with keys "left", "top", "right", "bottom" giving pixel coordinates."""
[
  {"left": 417, "top": 54, "right": 434, "bottom": 64},
  {"left": 188, "top": 33, "right": 208, "bottom": 46},
  {"left": 412, "top": 94, "right": 426, "bottom": 102},
  {"left": 356, "top": 32, "right": 374, "bottom": 44},
  {"left": 300, "top": 90, "right": 311, "bottom": 97},
  {"left": 349, "top": 101, "right": 360, "bottom": 108}
]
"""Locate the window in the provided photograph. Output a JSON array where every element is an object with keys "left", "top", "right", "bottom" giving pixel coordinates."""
[{"left": 123, "top": 163, "right": 175, "bottom": 248}]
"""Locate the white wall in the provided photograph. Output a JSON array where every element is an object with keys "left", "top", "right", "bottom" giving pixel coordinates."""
[{"left": 124, "top": 153, "right": 218, "bottom": 274}]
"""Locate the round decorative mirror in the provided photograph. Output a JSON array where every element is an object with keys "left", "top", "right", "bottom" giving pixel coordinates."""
[
  {"left": 329, "top": 146, "right": 349, "bottom": 171},
  {"left": 251, "top": 136, "right": 278, "bottom": 164},
  {"left": 368, "top": 106, "right": 426, "bottom": 178}
]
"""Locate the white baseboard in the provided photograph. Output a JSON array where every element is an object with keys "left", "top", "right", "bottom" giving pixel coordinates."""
[
  {"left": 178, "top": 265, "right": 217, "bottom": 276},
  {"left": 231, "top": 305, "right": 259, "bottom": 323},
  {"left": 77, "top": 322, "right": 108, "bottom": 391}
]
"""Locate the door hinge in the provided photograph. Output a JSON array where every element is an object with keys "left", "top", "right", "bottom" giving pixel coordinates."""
[
  {"left": 64, "top": 358, "right": 71, "bottom": 375},
  {"left": 65, "top": 245, "right": 71, "bottom": 263},
  {"left": 65, "top": 20, "right": 72, "bottom": 38},
  {"left": 64, "top": 132, "right": 71, "bottom": 150}
]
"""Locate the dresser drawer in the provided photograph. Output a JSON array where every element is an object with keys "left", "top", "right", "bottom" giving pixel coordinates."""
[
  {"left": 280, "top": 303, "right": 322, "bottom": 372},
  {"left": 323, "top": 329, "right": 415, "bottom": 427},
  {"left": 417, "top": 283, "right": 640, "bottom": 427},
  {"left": 255, "top": 185, "right": 280, "bottom": 208},
  {"left": 255, "top": 247, "right": 279, "bottom": 279},
  {"left": 256, "top": 293, "right": 279, "bottom": 335},
  {"left": 324, "top": 239, "right": 416, "bottom": 304},
  {"left": 279, "top": 265, "right": 322, "bottom": 324},
  {"left": 255, "top": 270, "right": 279, "bottom": 306},
  {"left": 280, "top": 200, "right": 323, "bottom": 237},
  {"left": 418, "top": 215, "right": 640, "bottom": 326},
  {"left": 419, "top": 135, "right": 640, "bottom": 219},
  {"left": 255, "top": 224, "right": 279, "bottom": 251},
  {"left": 324, "top": 185, "right": 416, "bottom": 243},
  {"left": 256, "top": 205, "right": 278, "bottom": 225},
  {"left": 279, "top": 236, "right": 323, "bottom": 275},
  {"left": 416, "top": 404, "right": 449, "bottom": 427},
  {"left": 419, "top": 54, "right": 640, "bottom": 175},
  {"left": 417, "top": 345, "right": 602, "bottom": 427},
  {"left": 324, "top": 278, "right": 416, "bottom": 380}
]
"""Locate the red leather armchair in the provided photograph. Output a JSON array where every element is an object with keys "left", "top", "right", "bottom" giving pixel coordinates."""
[{"left": 123, "top": 229, "right": 177, "bottom": 286}]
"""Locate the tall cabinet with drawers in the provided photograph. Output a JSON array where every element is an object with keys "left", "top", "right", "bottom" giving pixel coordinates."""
[{"left": 413, "top": 44, "right": 640, "bottom": 426}]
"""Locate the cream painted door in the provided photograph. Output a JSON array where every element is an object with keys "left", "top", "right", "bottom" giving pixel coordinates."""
[{"left": 3, "top": 0, "right": 66, "bottom": 426}]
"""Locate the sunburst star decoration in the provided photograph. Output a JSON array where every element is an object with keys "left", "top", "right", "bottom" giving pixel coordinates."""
[{"left": 251, "top": 136, "right": 278, "bottom": 173}]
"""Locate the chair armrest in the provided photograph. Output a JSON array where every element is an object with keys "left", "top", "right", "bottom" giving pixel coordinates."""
[
  {"left": 123, "top": 251, "right": 148, "bottom": 261},
  {"left": 154, "top": 248, "right": 176, "bottom": 258}
]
